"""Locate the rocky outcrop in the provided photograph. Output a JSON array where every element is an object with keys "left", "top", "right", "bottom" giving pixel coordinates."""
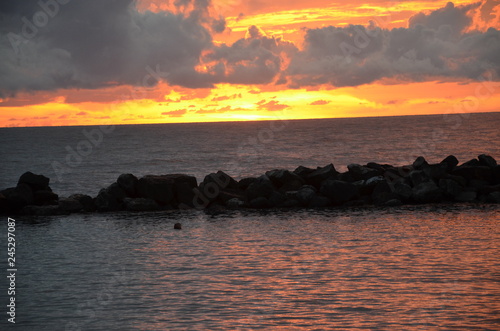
[{"left": 1, "top": 154, "right": 499, "bottom": 216}]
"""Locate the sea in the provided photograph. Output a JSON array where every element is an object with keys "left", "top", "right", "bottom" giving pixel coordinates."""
[{"left": 0, "top": 112, "right": 499, "bottom": 330}]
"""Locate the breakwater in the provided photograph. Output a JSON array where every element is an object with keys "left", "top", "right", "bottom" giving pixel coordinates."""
[{"left": 1, "top": 154, "right": 499, "bottom": 216}]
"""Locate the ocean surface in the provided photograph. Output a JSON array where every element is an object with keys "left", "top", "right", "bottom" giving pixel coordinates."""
[{"left": 1, "top": 113, "right": 500, "bottom": 330}]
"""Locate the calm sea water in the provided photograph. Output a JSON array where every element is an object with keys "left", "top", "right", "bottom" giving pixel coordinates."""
[
  {"left": 1, "top": 112, "right": 499, "bottom": 196},
  {"left": 1, "top": 113, "right": 500, "bottom": 330}
]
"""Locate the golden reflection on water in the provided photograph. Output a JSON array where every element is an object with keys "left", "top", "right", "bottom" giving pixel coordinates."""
[{"left": 127, "top": 208, "right": 500, "bottom": 330}]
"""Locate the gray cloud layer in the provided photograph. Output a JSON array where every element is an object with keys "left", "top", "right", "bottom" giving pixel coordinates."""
[{"left": 0, "top": 1, "right": 499, "bottom": 98}]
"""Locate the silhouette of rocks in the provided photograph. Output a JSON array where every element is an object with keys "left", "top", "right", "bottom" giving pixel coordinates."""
[
  {"left": 2, "top": 154, "right": 500, "bottom": 215},
  {"left": 117, "top": 174, "right": 138, "bottom": 197}
]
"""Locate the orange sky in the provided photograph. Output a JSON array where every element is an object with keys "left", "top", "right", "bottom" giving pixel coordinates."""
[{"left": 1, "top": 0, "right": 499, "bottom": 127}]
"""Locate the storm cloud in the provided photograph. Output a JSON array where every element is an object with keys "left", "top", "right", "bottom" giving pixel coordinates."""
[
  {"left": 286, "top": 2, "right": 500, "bottom": 87},
  {"left": 1, "top": 1, "right": 499, "bottom": 98}
]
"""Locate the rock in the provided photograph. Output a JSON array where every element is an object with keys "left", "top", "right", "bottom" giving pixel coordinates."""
[
  {"left": 226, "top": 198, "right": 245, "bottom": 209},
  {"left": 337, "top": 172, "right": 355, "bottom": 182},
  {"left": 493, "top": 166, "right": 500, "bottom": 184},
  {"left": 268, "top": 191, "right": 287, "bottom": 207},
  {"left": 58, "top": 198, "right": 83, "bottom": 213},
  {"left": 347, "top": 164, "right": 381, "bottom": 181},
  {"left": 478, "top": 154, "right": 497, "bottom": 168},
  {"left": 174, "top": 223, "right": 182, "bottom": 230},
  {"left": 443, "top": 174, "right": 467, "bottom": 187},
  {"left": 137, "top": 175, "right": 176, "bottom": 205},
  {"left": 409, "top": 170, "right": 432, "bottom": 187},
  {"left": 246, "top": 175, "right": 276, "bottom": 201},
  {"left": 238, "top": 177, "right": 257, "bottom": 190},
  {"left": 202, "top": 171, "right": 238, "bottom": 191},
  {"left": 357, "top": 176, "right": 385, "bottom": 196},
  {"left": 366, "top": 162, "right": 388, "bottom": 172},
  {"left": 365, "top": 176, "right": 386, "bottom": 186},
  {"left": 452, "top": 166, "right": 492, "bottom": 183},
  {"left": 68, "top": 194, "right": 95, "bottom": 212},
  {"left": 413, "top": 156, "right": 429, "bottom": 170},
  {"left": 439, "top": 179, "right": 463, "bottom": 199},
  {"left": 296, "top": 186, "right": 317, "bottom": 206},
  {"left": 485, "top": 191, "right": 500, "bottom": 203},
  {"left": 249, "top": 197, "right": 270, "bottom": 209},
  {"left": 266, "top": 169, "right": 304, "bottom": 190},
  {"left": 293, "top": 165, "right": 315, "bottom": 178},
  {"left": 305, "top": 164, "right": 338, "bottom": 188},
  {"left": 217, "top": 189, "right": 246, "bottom": 203},
  {"left": 372, "top": 181, "right": 398, "bottom": 205},
  {"left": 117, "top": 174, "right": 138, "bottom": 197},
  {"left": 412, "top": 182, "right": 443, "bottom": 203},
  {"left": 123, "top": 198, "right": 159, "bottom": 211},
  {"left": 454, "top": 191, "right": 477, "bottom": 202},
  {"left": 394, "top": 182, "right": 413, "bottom": 201},
  {"left": 423, "top": 163, "right": 448, "bottom": 180},
  {"left": 18, "top": 172, "right": 50, "bottom": 191},
  {"left": 308, "top": 196, "right": 331, "bottom": 208},
  {"left": 440, "top": 155, "right": 459, "bottom": 171},
  {"left": 172, "top": 175, "right": 198, "bottom": 207},
  {"left": 95, "top": 183, "right": 126, "bottom": 212},
  {"left": 34, "top": 190, "right": 59, "bottom": 206},
  {"left": 1, "top": 184, "right": 34, "bottom": 211},
  {"left": 462, "top": 158, "right": 480, "bottom": 167},
  {"left": 320, "top": 180, "right": 358, "bottom": 205},
  {"left": 477, "top": 184, "right": 500, "bottom": 196}
]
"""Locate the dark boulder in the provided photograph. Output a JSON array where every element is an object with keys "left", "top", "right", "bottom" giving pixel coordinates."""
[
  {"left": 452, "top": 166, "right": 492, "bottom": 183},
  {"left": 440, "top": 155, "right": 459, "bottom": 171},
  {"left": 409, "top": 170, "right": 432, "bottom": 187},
  {"left": 293, "top": 165, "right": 315, "bottom": 179},
  {"left": 18, "top": 172, "right": 50, "bottom": 191},
  {"left": 246, "top": 175, "right": 276, "bottom": 201},
  {"left": 202, "top": 171, "right": 238, "bottom": 190},
  {"left": 95, "top": 183, "right": 126, "bottom": 211},
  {"left": 347, "top": 164, "right": 381, "bottom": 181},
  {"left": 305, "top": 164, "right": 338, "bottom": 188},
  {"left": 485, "top": 191, "right": 500, "bottom": 203},
  {"left": 320, "top": 180, "right": 358, "bottom": 205},
  {"left": 268, "top": 191, "right": 287, "bottom": 207},
  {"left": 34, "top": 190, "right": 58, "bottom": 206},
  {"left": 308, "top": 196, "right": 331, "bottom": 208},
  {"left": 462, "top": 158, "right": 480, "bottom": 167},
  {"left": 58, "top": 198, "right": 84, "bottom": 213},
  {"left": 478, "top": 154, "right": 497, "bottom": 168},
  {"left": 366, "top": 162, "right": 389, "bottom": 172},
  {"left": 413, "top": 156, "right": 429, "bottom": 170},
  {"left": 423, "top": 163, "right": 448, "bottom": 181},
  {"left": 68, "top": 194, "right": 95, "bottom": 212},
  {"left": 393, "top": 182, "right": 413, "bottom": 201},
  {"left": 117, "top": 174, "right": 138, "bottom": 197},
  {"left": 172, "top": 175, "right": 198, "bottom": 207},
  {"left": 412, "top": 182, "right": 443, "bottom": 203},
  {"left": 337, "top": 172, "right": 355, "bottom": 183},
  {"left": 217, "top": 189, "right": 246, "bottom": 204},
  {"left": 265, "top": 169, "right": 304, "bottom": 192},
  {"left": 296, "top": 185, "right": 317, "bottom": 206},
  {"left": 238, "top": 177, "right": 257, "bottom": 191},
  {"left": 493, "top": 165, "right": 500, "bottom": 184},
  {"left": 123, "top": 198, "right": 159, "bottom": 212},
  {"left": 1, "top": 184, "right": 34, "bottom": 211},
  {"left": 137, "top": 175, "right": 176, "bottom": 205},
  {"left": 282, "top": 199, "right": 300, "bottom": 208},
  {"left": 249, "top": 197, "right": 270, "bottom": 209},
  {"left": 382, "top": 199, "right": 402, "bottom": 207},
  {"left": 439, "top": 178, "right": 463, "bottom": 199},
  {"left": 371, "top": 181, "right": 398, "bottom": 205}
]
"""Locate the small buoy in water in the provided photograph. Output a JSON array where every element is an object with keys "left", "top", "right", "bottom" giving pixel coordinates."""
[{"left": 174, "top": 223, "right": 182, "bottom": 230}]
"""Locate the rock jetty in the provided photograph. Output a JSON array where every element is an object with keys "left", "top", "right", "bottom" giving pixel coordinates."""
[{"left": 1, "top": 154, "right": 499, "bottom": 216}]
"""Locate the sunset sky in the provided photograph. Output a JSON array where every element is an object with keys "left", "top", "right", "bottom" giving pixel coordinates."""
[{"left": 0, "top": 0, "right": 499, "bottom": 127}]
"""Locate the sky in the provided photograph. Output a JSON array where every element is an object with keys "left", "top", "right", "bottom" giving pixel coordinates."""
[{"left": 0, "top": 0, "right": 499, "bottom": 127}]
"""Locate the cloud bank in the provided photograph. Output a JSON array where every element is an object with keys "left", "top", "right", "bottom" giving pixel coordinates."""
[{"left": 0, "top": 1, "right": 499, "bottom": 98}]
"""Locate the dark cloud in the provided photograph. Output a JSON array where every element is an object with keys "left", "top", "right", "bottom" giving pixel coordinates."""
[
  {"left": 0, "top": 0, "right": 213, "bottom": 97},
  {"left": 1, "top": 1, "right": 499, "bottom": 99},
  {"left": 286, "top": 2, "right": 500, "bottom": 88}
]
